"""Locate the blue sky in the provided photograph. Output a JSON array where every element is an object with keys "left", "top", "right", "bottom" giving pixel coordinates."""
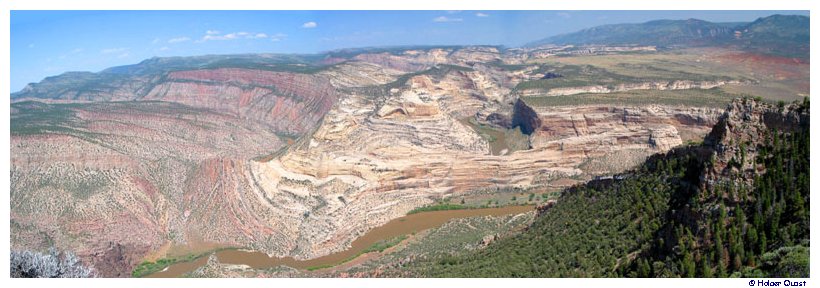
[{"left": 10, "top": 10, "right": 808, "bottom": 92}]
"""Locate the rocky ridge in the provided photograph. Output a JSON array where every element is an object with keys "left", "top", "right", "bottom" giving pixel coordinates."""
[
  {"left": 516, "top": 80, "right": 744, "bottom": 97},
  {"left": 11, "top": 46, "right": 736, "bottom": 276}
]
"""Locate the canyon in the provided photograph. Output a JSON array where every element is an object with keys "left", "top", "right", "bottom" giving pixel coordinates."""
[{"left": 10, "top": 43, "right": 805, "bottom": 277}]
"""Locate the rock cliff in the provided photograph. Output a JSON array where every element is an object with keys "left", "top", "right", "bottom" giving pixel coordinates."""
[{"left": 10, "top": 47, "right": 740, "bottom": 276}]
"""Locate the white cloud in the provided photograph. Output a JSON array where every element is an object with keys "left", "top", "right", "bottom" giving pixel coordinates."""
[
  {"left": 168, "top": 37, "right": 191, "bottom": 43},
  {"left": 476, "top": 12, "right": 489, "bottom": 17},
  {"left": 198, "top": 31, "right": 277, "bottom": 42},
  {"left": 433, "top": 16, "right": 463, "bottom": 23},
  {"left": 204, "top": 33, "right": 237, "bottom": 41},
  {"left": 270, "top": 33, "right": 287, "bottom": 42},
  {"left": 206, "top": 30, "right": 220, "bottom": 35},
  {"left": 557, "top": 12, "right": 572, "bottom": 19},
  {"left": 152, "top": 38, "right": 160, "bottom": 44},
  {"left": 101, "top": 47, "right": 128, "bottom": 54},
  {"left": 159, "top": 46, "right": 170, "bottom": 51},
  {"left": 302, "top": 21, "right": 317, "bottom": 28},
  {"left": 117, "top": 52, "right": 130, "bottom": 59}
]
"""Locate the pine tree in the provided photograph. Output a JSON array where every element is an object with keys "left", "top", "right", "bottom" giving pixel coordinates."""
[{"left": 700, "top": 257, "right": 713, "bottom": 278}]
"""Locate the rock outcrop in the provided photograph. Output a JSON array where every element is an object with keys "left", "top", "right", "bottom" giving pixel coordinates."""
[
  {"left": 702, "top": 98, "right": 810, "bottom": 190},
  {"left": 13, "top": 68, "right": 340, "bottom": 135},
  {"left": 517, "top": 80, "right": 745, "bottom": 97},
  {"left": 10, "top": 46, "right": 743, "bottom": 276},
  {"left": 10, "top": 101, "right": 286, "bottom": 277},
  {"left": 228, "top": 69, "right": 723, "bottom": 260}
]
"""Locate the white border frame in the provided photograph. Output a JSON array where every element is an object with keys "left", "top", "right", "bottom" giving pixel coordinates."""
[{"left": 2, "top": 1, "right": 816, "bottom": 287}]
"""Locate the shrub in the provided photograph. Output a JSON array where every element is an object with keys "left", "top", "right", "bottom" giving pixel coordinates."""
[{"left": 10, "top": 248, "right": 95, "bottom": 278}]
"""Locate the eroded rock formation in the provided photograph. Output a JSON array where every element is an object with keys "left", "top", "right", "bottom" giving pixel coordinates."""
[{"left": 11, "top": 47, "right": 734, "bottom": 276}]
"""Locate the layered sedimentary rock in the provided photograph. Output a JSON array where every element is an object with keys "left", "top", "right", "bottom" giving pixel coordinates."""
[
  {"left": 221, "top": 68, "right": 723, "bottom": 260},
  {"left": 702, "top": 98, "right": 809, "bottom": 190},
  {"left": 317, "top": 62, "right": 404, "bottom": 88},
  {"left": 10, "top": 47, "right": 734, "bottom": 276},
  {"left": 11, "top": 101, "right": 286, "bottom": 277},
  {"left": 352, "top": 47, "right": 504, "bottom": 73},
  {"left": 13, "top": 68, "right": 340, "bottom": 134},
  {"left": 517, "top": 80, "right": 745, "bottom": 97},
  {"left": 142, "top": 68, "right": 339, "bottom": 134}
]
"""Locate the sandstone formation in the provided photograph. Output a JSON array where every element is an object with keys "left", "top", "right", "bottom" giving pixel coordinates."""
[
  {"left": 11, "top": 47, "right": 738, "bottom": 276},
  {"left": 703, "top": 98, "right": 810, "bottom": 191},
  {"left": 11, "top": 101, "right": 286, "bottom": 277},
  {"left": 14, "top": 68, "right": 341, "bottom": 135},
  {"left": 516, "top": 80, "right": 745, "bottom": 97},
  {"left": 223, "top": 66, "right": 723, "bottom": 260}
]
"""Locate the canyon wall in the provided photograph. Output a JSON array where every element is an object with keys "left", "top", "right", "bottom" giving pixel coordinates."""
[
  {"left": 11, "top": 47, "right": 738, "bottom": 276},
  {"left": 517, "top": 80, "right": 745, "bottom": 97}
]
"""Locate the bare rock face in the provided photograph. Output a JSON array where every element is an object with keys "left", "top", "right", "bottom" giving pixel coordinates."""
[
  {"left": 511, "top": 99, "right": 541, "bottom": 134},
  {"left": 702, "top": 98, "right": 809, "bottom": 191},
  {"left": 10, "top": 101, "right": 286, "bottom": 277},
  {"left": 143, "top": 68, "right": 340, "bottom": 134},
  {"left": 226, "top": 69, "right": 723, "bottom": 261},
  {"left": 318, "top": 62, "right": 404, "bottom": 88},
  {"left": 517, "top": 80, "right": 745, "bottom": 97},
  {"left": 10, "top": 47, "right": 735, "bottom": 276},
  {"left": 13, "top": 68, "right": 341, "bottom": 135}
]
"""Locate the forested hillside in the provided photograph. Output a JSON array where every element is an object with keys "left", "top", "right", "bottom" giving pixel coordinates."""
[{"left": 399, "top": 98, "right": 809, "bottom": 277}]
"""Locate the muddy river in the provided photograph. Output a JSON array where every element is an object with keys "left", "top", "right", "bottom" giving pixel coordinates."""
[{"left": 148, "top": 205, "right": 535, "bottom": 277}]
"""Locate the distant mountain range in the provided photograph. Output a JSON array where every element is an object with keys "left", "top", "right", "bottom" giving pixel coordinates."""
[
  {"left": 526, "top": 14, "right": 809, "bottom": 59},
  {"left": 11, "top": 14, "right": 808, "bottom": 97}
]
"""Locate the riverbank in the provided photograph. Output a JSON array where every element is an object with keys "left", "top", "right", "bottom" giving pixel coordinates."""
[{"left": 142, "top": 204, "right": 535, "bottom": 277}]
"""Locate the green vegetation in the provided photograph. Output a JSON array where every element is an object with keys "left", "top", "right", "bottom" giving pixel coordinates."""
[
  {"left": 11, "top": 101, "right": 84, "bottom": 136},
  {"left": 355, "top": 64, "right": 481, "bottom": 99},
  {"left": 304, "top": 263, "right": 336, "bottom": 271},
  {"left": 363, "top": 235, "right": 409, "bottom": 254},
  {"left": 407, "top": 204, "right": 469, "bottom": 215},
  {"left": 522, "top": 87, "right": 739, "bottom": 108},
  {"left": 325, "top": 45, "right": 471, "bottom": 58},
  {"left": 36, "top": 172, "right": 110, "bottom": 200},
  {"left": 132, "top": 251, "right": 215, "bottom": 278},
  {"left": 11, "top": 100, "right": 212, "bottom": 137},
  {"left": 526, "top": 18, "right": 739, "bottom": 47},
  {"left": 526, "top": 15, "right": 808, "bottom": 59},
  {"left": 623, "top": 113, "right": 810, "bottom": 278},
  {"left": 344, "top": 213, "right": 536, "bottom": 276},
  {"left": 513, "top": 63, "right": 734, "bottom": 93},
  {"left": 401, "top": 100, "right": 809, "bottom": 277},
  {"left": 102, "top": 53, "right": 329, "bottom": 75},
  {"left": 487, "top": 61, "right": 533, "bottom": 72},
  {"left": 514, "top": 64, "right": 639, "bottom": 92},
  {"left": 458, "top": 117, "right": 530, "bottom": 155},
  {"left": 306, "top": 235, "right": 409, "bottom": 271},
  {"left": 200, "top": 58, "right": 334, "bottom": 74}
]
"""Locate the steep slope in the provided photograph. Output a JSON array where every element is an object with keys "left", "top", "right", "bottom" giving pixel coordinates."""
[
  {"left": 10, "top": 44, "right": 795, "bottom": 278},
  {"left": 397, "top": 97, "right": 809, "bottom": 277},
  {"left": 12, "top": 57, "right": 341, "bottom": 135},
  {"left": 527, "top": 15, "right": 809, "bottom": 59},
  {"left": 530, "top": 18, "right": 737, "bottom": 47},
  {"left": 10, "top": 101, "right": 287, "bottom": 277},
  {"left": 234, "top": 64, "right": 721, "bottom": 262},
  {"left": 733, "top": 15, "right": 810, "bottom": 58}
]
